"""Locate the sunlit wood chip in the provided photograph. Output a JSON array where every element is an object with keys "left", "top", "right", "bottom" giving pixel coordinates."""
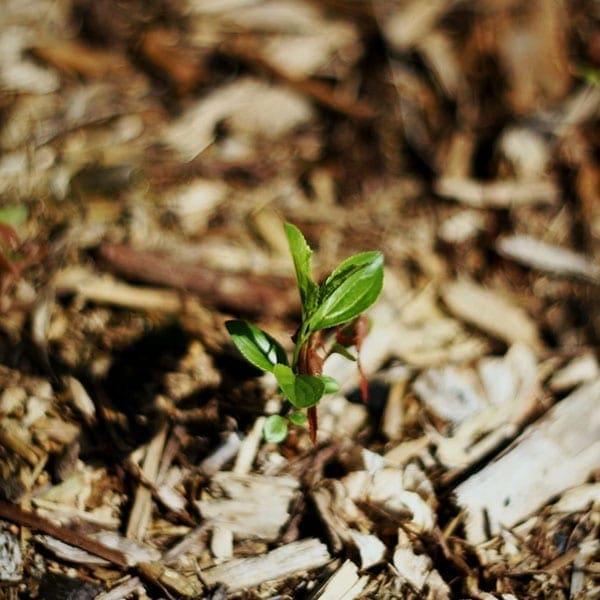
[
  {"left": 455, "top": 378, "right": 600, "bottom": 544},
  {"left": 348, "top": 530, "right": 386, "bottom": 569},
  {"left": 435, "top": 177, "right": 558, "bottom": 208},
  {"left": 393, "top": 529, "right": 450, "bottom": 598},
  {"left": 201, "top": 538, "right": 331, "bottom": 591},
  {"left": 549, "top": 354, "right": 600, "bottom": 391},
  {"left": 497, "top": 235, "right": 600, "bottom": 283},
  {"left": 313, "top": 559, "right": 368, "bottom": 600},
  {"left": 138, "top": 561, "right": 202, "bottom": 598},
  {"left": 441, "top": 278, "right": 543, "bottom": 352},
  {"left": 196, "top": 472, "right": 298, "bottom": 540}
]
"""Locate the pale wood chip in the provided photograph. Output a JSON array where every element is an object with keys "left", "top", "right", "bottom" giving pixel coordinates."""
[
  {"left": 312, "top": 559, "right": 368, "bottom": 600},
  {"left": 441, "top": 278, "right": 543, "bottom": 352},
  {"left": 550, "top": 483, "right": 600, "bottom": 513},
  {"left": 550, "top": 353, "right": 600, "bottom": 391},
  {"left": 196, "top": 472, "right": 298, "bottom": 540},
  {"left": 126, "top": 425, "right": 168, "bottom": 541},
  {"left": 455, "top": 378, "right": 600, "bottom": 543},
  {"left": 210, "top": 526, "right": 234, "bottom": 560},
  {"left": 138, "top": 562, "right": 202, "bottom": 597},
  {"left": 348, "top": 530, "right": 386, "bottom": 570},
  {"left": 435, "top": 177, "right": 558, "bottom": 208},
  {"left": 94, "top": 576, "right": 144, "bottom": 600},
  {"left": 162, "top": 77, "right": 313, "bottom": 161},
  {"left": 201, "top": 538, "right": 331, "bottom": 591},
  {"left": 393, "top": 529, "right": 450, "bottom": 598},
  {"left": 233, "top": 416, "right": 265, "bottom": 475},
  {"left": 54, "top": 267, "right": 183, "bottom": 313},
  {"left": 497, "top": 235, "right": 600, "bottom": 283},
  {"left": 199, "top": 432, "right": 242, "bottom": 476},
  {"left": 377, "top": 0, "right": 453, "bottom": 51}
]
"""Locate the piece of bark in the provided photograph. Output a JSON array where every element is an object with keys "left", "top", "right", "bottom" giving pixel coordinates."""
[
  {"left": 312, "top": 559, "right": 368, "bottom": 600},
  {"left": 496, "top": 235, "right": 600, "bottom": 284},
  {"left": 455, "top": 378, "right": 600, "bottom": 544},
  {"left": 441, "top": 278, "right": 543, "bottom": 352},
  {"left": 98, "top": 244, "right": 298, "bottom": 317},
  {"left": 435, "top": 177, "right": 559, "bottom": 208},
  {"left": 201, "top": 538, "right": 331, "bottom": 591}
]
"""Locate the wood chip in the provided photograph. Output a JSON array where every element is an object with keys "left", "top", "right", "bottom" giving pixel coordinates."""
[
  {"left": 393, "top": 528, "right": 450, "bottom": 598},
  {"left": 455, "top": 378, "right": 600, "bottom": 543},
  {"left": 497, "top": 235, "right": 600, "bottom": 283},
  {"left": 196, "top": 472, "right": 298, "bottom": 540},
  {"left": 435, "top": 177, "right": 559, "bottom": 208},
  {"left": 313, "top": 559, "right": 368, "bottom": 600},
  {"left": 348, "top": 530, "right": 386, "bottom": 570},
  {"left": 54, "top": 267, "right": 184, "bottom": 313},
  {"left": 549, "top": 353, "right": 600, "bottom": 391},
  {"left": 201, "top": 538, "right": 331, "bottom": 591},
  {"left": 126, "top": 425, "right": 168, "bottom": 541},
  {"left": 441, "top": 278, "right": 543, "bottom": 352}
]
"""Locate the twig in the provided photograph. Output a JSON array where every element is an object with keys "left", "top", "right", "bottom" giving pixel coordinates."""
[
  {"left": 98, "top": 244, "right": 298, "bottom": 317},
  {"left": 0, "top": 501, "right": 128, "bottom": 568}
]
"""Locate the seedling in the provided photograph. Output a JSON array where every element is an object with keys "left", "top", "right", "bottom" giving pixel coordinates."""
[{"left": 226, "top": 223, "right": 384, "bottom": 443}]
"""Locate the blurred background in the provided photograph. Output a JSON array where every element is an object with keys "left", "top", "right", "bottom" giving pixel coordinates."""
[{"left": 0, "top": 1, "right": 599, "bottom": 598}]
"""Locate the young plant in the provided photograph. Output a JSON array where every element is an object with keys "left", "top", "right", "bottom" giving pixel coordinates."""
[{"left": 226, "top": 223, "right": 384, "bottom": 443}]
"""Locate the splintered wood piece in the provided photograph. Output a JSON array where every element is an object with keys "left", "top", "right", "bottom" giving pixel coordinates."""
[
  {"left": 195, "top": 472, "right": 299, "bottom": 541},
  {"left": 441, "top": 278, "right": 543, "bottom": 352},
  {"left": 497, "top": 235, "right": 600, "bottom": 283},
  {"left": 201, "top": 538, "right": 331, "bottom": 591},
  {"left": 455, "top": 378, "right": 600, "bottom": 544},
  {"left": 393, "top": 528, "right": 450, "bottom": 598},
  {"left": 313, "top": 559, "right": 368, "bottom": 599},
  {"left": 98, "top": 244, "right": 298, "bottom": 317},
  {"left": 435, "top": 177, "right": 558, "bottom": 208},
  {"left": 126, "top": 425, "right": 167, "bottom": 541},
  {"left": 95, "top": 577, "right": 143, "bottom": 600},
  {"left": 138, "top": 561, "right": 203, "bottom": 598}
]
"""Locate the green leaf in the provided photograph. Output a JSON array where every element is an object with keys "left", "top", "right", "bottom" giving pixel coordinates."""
[
  {"left": 225, "top": 320, "right": 288, "bottom": 373},
  {"left": 309, "top": 251, "right": 384, "bottom": 330},
  {"left": 318, "top": 375, "right": 341, "bottom": 394},
  {"left": 0, "top": 204, "right": 27, "bottom": 227},
  {"left": 288, "top": 411, "right": 307, "bottom": 425},
  {"left": 273, "top": 364, "right": 324, "bottom": 409},
  {"left": 263, "top": 415, "right": 288, "bottom": 443},
  {"left": 284, "top": 223, "right": 319, "bottom": 319}
]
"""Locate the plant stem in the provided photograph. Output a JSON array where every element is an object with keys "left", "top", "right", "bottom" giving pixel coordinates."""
[{"left": 296, "top": 331, "right": 324, "bottom": 444}]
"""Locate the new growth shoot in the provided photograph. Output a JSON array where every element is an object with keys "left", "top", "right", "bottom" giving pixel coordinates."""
[{"left": 226, "top": 223, "right": 384, "bottom": 443}]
